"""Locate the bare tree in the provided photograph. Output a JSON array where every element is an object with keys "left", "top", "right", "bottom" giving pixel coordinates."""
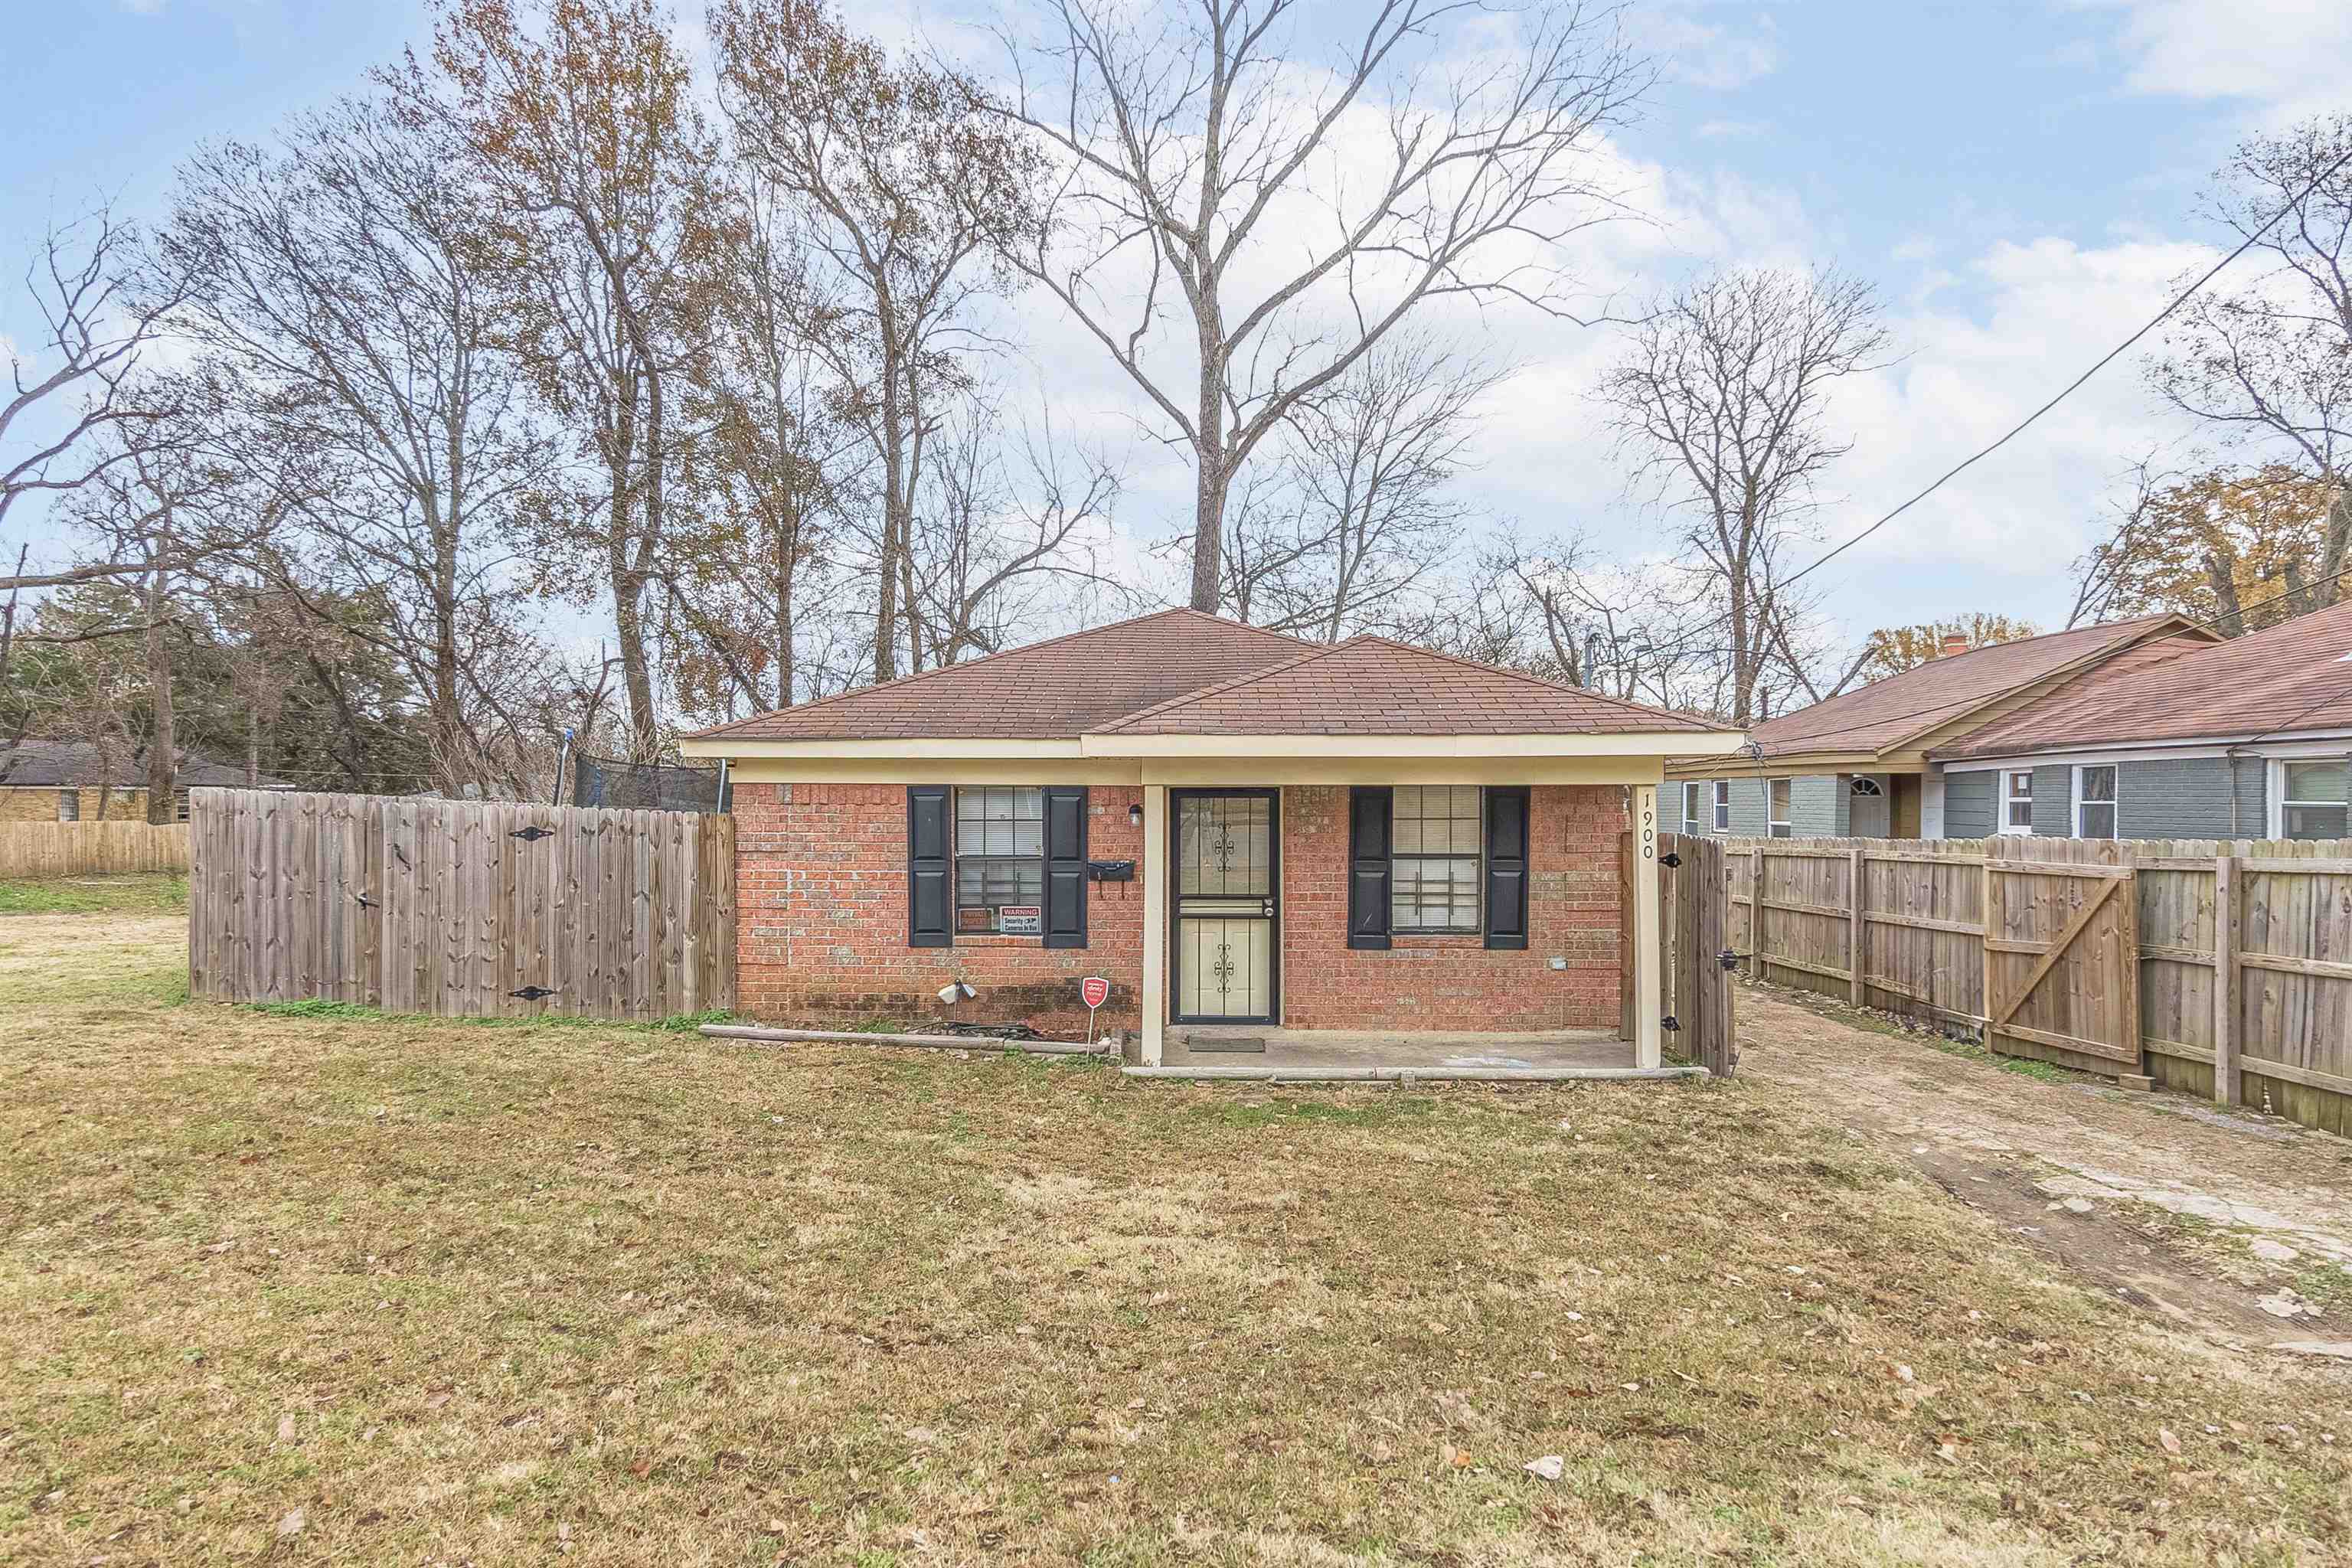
[
  {"left": 408, "top": 0, "right": 720, "bottom": 756},
  {"left": 1475, "top": 527, "right": 1726, "bottom": 710},
  {"left": 1, "top": 208, "right": 188, "bottom": 596},
  {"left": 162, "top": 96, "right": 554, "bottom": 798},
  {"left": 988, "top": 0, "right": 1648, "bottom": 611},
  {"left": 667, "top": 176, "right": 864, "bottom": 720},
  {"left": 1596, "top": 267, "right": 1893, "bottom": 726},
  {"left": 1224, "top": 332, "right": 1502, "bottom": 639},
  {"left": 712, "top": 0, "right": 1037, "bottom": 682},
  {"left": 2146, "top": 113, "right": 2352, "bottom": 607},
  {"left": 905, "top": 399, "right": 1138, "bottom": 666}
]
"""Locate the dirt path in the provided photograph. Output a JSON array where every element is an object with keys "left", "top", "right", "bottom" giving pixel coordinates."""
[{"left": 1736, "top": 984, "right": 2352, "bottom": 1356}]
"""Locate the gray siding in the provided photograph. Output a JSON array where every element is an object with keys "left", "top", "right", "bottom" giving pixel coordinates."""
[
  {"left": 1788, "top": 774, "right": 1844, "bottom": 836},
  {"left": 1943, "top": 769, "right": 1997, "bottom": 838},
  {"left": 2030, "top": 764, "right": 2073, "bottom": 837},
  {"left": 2112, "top": 756, "right": 2268, "bottom": 839},
  {"left": 1727, "top": 776, "right": 1771, "bottom": 836}
]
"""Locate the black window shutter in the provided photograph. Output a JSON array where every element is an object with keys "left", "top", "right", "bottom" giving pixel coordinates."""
[
  {"left": 907, "top": 786, "right": 951, "bottom": 948},
  {"left": 1348, "top": 786, "right": 1393, "bottom": 950},
  {"left": 1043, "top": 786, "right": 1088, "bottom": 949},
  {"left": 1485, "top": 786, "right": 1529, "bottom": 950}
]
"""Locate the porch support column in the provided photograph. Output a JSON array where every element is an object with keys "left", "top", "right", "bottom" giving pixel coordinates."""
[
  {"left": 1632, "top": 782, "right": 1664, "bottom": 1069},
  {"left": 1140, "top": 782, "right": 1169, "bottom": 1065}
]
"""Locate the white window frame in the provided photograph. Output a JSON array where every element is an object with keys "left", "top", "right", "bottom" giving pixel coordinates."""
[
  {"left": 1712, "top": 779, "right": 1731, "bottom": 833},
  {"left": 1767, "top": 778, "right": 1792, "bottom": 839},
  {"left": 2000, "top": 770, "right": 2035, "bottom": 835},
  {"left": 57, "top": 789, "right": 81, "bottom": 822},
  {"left": 2269, "top": 756, "right": 2350, "bottom": 841},
  {"left": 1681, "top": 781, "right": 1706, "bottom": 837},
  {"left": 1390, "top": 784, "right": 1482, "bottom": 935},
  {"left": 2072, "top": 764, "right": 2118, "bottom": 840}
]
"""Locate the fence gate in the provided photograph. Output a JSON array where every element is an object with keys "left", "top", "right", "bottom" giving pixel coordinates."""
[
  {"left": 1983, "top": 858, "right": 2140, "bottom": 1067},
  {"left": 1660, "top": 832, "right": 1737, "bottom": 1076}
]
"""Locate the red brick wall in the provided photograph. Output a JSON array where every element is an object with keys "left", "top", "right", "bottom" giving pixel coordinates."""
[
  {"left": 733, "top": 780, "right": 1625, "bottom": 1037},
  {"left": 733, "top": 782, "right": 1145, "bottom": 1036},
  {"left": 1276, "top": 785, "right": 1625, "bottom": 1031}
]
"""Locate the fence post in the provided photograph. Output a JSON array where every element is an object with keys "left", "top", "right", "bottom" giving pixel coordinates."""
[
  {"left": 2213, "top": 852, "right": 2239, "bottom": 1107},
  {"left": 1847, "top": 846, "right": 1867, "bottom": 1006}
]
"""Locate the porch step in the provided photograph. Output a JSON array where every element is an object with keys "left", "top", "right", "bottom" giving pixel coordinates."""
[{"left": 1184, "top": 1034, "right": 1267, "bottom": 1054}]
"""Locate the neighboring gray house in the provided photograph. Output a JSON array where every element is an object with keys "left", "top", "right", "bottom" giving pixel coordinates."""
[
  {"left": 1668, "top": 615, "right": 2211, "bottom": 840},
  {"left": 1931, "top": 599, "right": 2352, "bottom": 842}
]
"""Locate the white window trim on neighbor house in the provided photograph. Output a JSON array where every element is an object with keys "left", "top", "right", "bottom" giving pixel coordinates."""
[
  {"left": 1713, "top": 779, "right": 1730, "bottom": 832},
  {"left": 2001, "top": 769, "right": 2034, "bottom": 835},
  {"left": 2072, "top": 763, "right": 2118, "bottom": 840},
  {"left": 2267, "top": 755, "right": 2350, "bottom": 841},
  {"left": 1681, "top": 780, "right": 1706, "bottom": 837},
  {"left": 1768, "top": 778, "right": 1792, "bottom": 838}
]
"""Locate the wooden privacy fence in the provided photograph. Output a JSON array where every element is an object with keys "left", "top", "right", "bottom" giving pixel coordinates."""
[
  {"left": 1622, "top": 831, "right": 1737, "bottom": 1076},
  {"left": 0, "top": 819, "right": 189, "bottom": 879},
  {"left": 1723, "top": 834, "right": 2352, "bottom": 1138},
  {"left": 188, "top": 788, "right": 735, "bottom": 1020}
]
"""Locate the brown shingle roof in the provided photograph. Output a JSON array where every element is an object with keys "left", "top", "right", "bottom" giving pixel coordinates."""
[
  {"left": 690, "top": 609, "right": 1315, "bottom": 740},
  {"left": 1095, "top": 634, "right": 1726, "bottom": 736},
  {"left": 1936, "top": 599, "right": 2352, "bottom": 758},
  {"left": 1749, "top": 615, "right": 2200, "bottom": 758},
  {"left": 691, "top": 612, "right": 1727, "bottom": 743}
]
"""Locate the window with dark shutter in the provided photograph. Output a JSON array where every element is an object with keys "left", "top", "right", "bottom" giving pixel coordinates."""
[
  {"left": 1347, "top": 786, "right": 1392, "bottom": 950},
  {"left": 1042, "top": 786, "right": 1088, "bottom": 949},
  {"left": 907, "top": 786, "right": 952, "bottom": 947},
  {"left": 1483, "top": 786, "right": 1528, "bottom": 950}
]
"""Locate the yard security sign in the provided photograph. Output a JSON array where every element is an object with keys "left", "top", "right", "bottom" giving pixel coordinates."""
[{"left": 1081, "top": 975, "right": 1110, "bottom": 1044}]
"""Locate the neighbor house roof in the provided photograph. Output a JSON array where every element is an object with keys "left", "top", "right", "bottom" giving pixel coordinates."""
[
  {"left": 1936, "top": 599, "right": 2352, "bottom": 760},
  {"left": 688, "top": 609, "right": 1727, "bottom": 745},
  {"left": 0, "top": 740, "right": 288, "bottom": 790},
  {"left": 1736, "top": 614, "right": 2207, "bottom": 763},
  {"left": 1096, "top": 634, "right": 1724, "bottom": 736}
]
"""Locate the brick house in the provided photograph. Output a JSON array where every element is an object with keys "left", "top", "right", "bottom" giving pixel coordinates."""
[
  {"left": 681, "top": 610, "right": 1742, "bottom": 1067},
  {"left": 0, "top": 740, "right": 289, "bottom": 822}
]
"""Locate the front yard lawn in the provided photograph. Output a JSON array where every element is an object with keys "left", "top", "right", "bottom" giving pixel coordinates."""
[{"left": 2, "top": 910, "right": 2344, "bottom": 1565}]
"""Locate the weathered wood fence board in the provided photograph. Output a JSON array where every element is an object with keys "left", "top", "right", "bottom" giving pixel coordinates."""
[
  {"left": 188, "top": 788, "right": 734, "bottom": 1021},
  {"left": 0, "top": 819, "right": 191, "bottom": 879},
  {"left": 1619, "top": 831, "right": 1738, "bottom": 1076},
  {"left": 1722, "top": 832, "right": 2352, "bottom": 1139}
]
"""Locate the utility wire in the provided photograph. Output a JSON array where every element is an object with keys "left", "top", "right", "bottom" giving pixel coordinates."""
[{"left": 1780, "top": 145, "right": 2352, "bottom": 593}]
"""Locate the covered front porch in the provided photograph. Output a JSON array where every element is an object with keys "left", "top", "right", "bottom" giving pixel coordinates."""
[{"left": 1127, "top": 1022, "right": 1701, "bottom": 1083}]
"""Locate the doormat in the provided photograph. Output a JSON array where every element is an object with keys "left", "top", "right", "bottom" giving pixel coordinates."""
[{"left": 1189, "top": 1035, "right": 1268, "bottom": 1054}]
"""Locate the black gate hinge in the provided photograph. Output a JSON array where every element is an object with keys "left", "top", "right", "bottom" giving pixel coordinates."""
[
  {"left": 509, "top": 825, "right": 557, "bottom": 842},
  {"left": 510, "top": 985, "right": 556, "bottom": 1001},
  {"left": 354, "top": 891, "right": 377, "bottom": 909},
  {"left": 1717, "top": 949, "right": 1750, "bottom": 972},
  {"left": 1661, "top": 1014, "right": 1681, "bottom": 1032}
]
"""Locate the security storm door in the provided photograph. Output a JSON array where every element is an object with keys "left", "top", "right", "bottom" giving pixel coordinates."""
[{"left": 1171, "top": 789, "right": 1279, "bottom": 1024}]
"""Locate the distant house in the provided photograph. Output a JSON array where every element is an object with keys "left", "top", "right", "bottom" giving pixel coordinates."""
[
  {"left": 0, "top": 740, "right": 291, "bottom": 823},
  {"left": 1931, "top": 599, "right": 2352, "bottom": 841},
  {"left": 1666, "top": 615, "right": 2211, "bottom": 841}
]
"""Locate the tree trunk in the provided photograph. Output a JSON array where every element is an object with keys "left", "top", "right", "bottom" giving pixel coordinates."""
[
  {"left": 246, "top": 705, "right": 261, "bottom": 787},
  {"left": 2318, "top": 479, "right": 2352, "bottom": 610},
  {"left": 1190, "top": 345, "right": 1227, "bottom": 612},
  {"left": 2204, "top": 550, "right": 2246, "bottom": 637},
  {"left": 142, "top": 563, "right": 176, "bottom": 825},
  {"left": 432, "top": 505, "right": 468, "bottom": 799}
]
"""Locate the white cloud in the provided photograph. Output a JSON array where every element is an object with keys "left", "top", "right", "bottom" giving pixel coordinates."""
[
  {"left": 1638, "top": 7, "right": 1782, "bottom": 92},
  {"left": 2076, "top": 0, "right": 2352, "bottom": 123}
]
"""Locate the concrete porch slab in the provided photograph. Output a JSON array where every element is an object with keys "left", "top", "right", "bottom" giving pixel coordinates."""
[{"left": 1164, "top": 1026, "right": 1638, "bottom": 1072}]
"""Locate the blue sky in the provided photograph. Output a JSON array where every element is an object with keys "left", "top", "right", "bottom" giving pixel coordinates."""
[{"left": 6, "top": 0, "right": 2348, "bottom": 650}]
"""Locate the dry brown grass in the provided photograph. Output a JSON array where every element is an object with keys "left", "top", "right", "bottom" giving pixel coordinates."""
[{"left": 2, "top": 908, "right": 2346, "bottom": 1566}]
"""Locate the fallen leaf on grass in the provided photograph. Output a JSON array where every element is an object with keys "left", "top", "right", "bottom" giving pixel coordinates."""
[{"left": 2158, "top": 1428, "right": 2182, "bottom": 1455}]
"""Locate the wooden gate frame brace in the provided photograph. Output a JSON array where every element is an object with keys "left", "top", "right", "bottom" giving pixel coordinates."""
[{"left": 1985, "top": 871, "right": 2120, "bottom": 1032}]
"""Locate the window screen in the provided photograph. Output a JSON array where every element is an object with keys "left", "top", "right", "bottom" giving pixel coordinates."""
[
  {"left": 2076, "top": 766, "right": 2117, "bottom": 839},
  {"left": 2004, "top": 771, "right": 2034, "bottom": 831},
  {"left": 1392, "top": 784, "right": 1481, "bottom": 933},
  {"left": 1768, "top": 779, "right": 1792, "bottom": 838},
  {"left": 2282, "top": 759, "right": 2348, "bottom": 841},
  {"left": 955, "top": 786, "right": 1044, "bottom": 931}
]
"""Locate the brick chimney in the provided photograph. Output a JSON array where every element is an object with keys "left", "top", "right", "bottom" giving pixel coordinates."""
[{"left": 1940, "top": 631, "right": 1971, "bottom": 658}]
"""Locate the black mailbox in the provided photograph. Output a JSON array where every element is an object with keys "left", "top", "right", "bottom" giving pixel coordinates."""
[{"left": 1086, "top": 858, "right": 1136, "bottom": 882}]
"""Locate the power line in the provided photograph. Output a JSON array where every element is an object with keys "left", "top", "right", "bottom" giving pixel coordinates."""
[{"left": 1781, "top": 144, "right": 2352, "bottom": 593}]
